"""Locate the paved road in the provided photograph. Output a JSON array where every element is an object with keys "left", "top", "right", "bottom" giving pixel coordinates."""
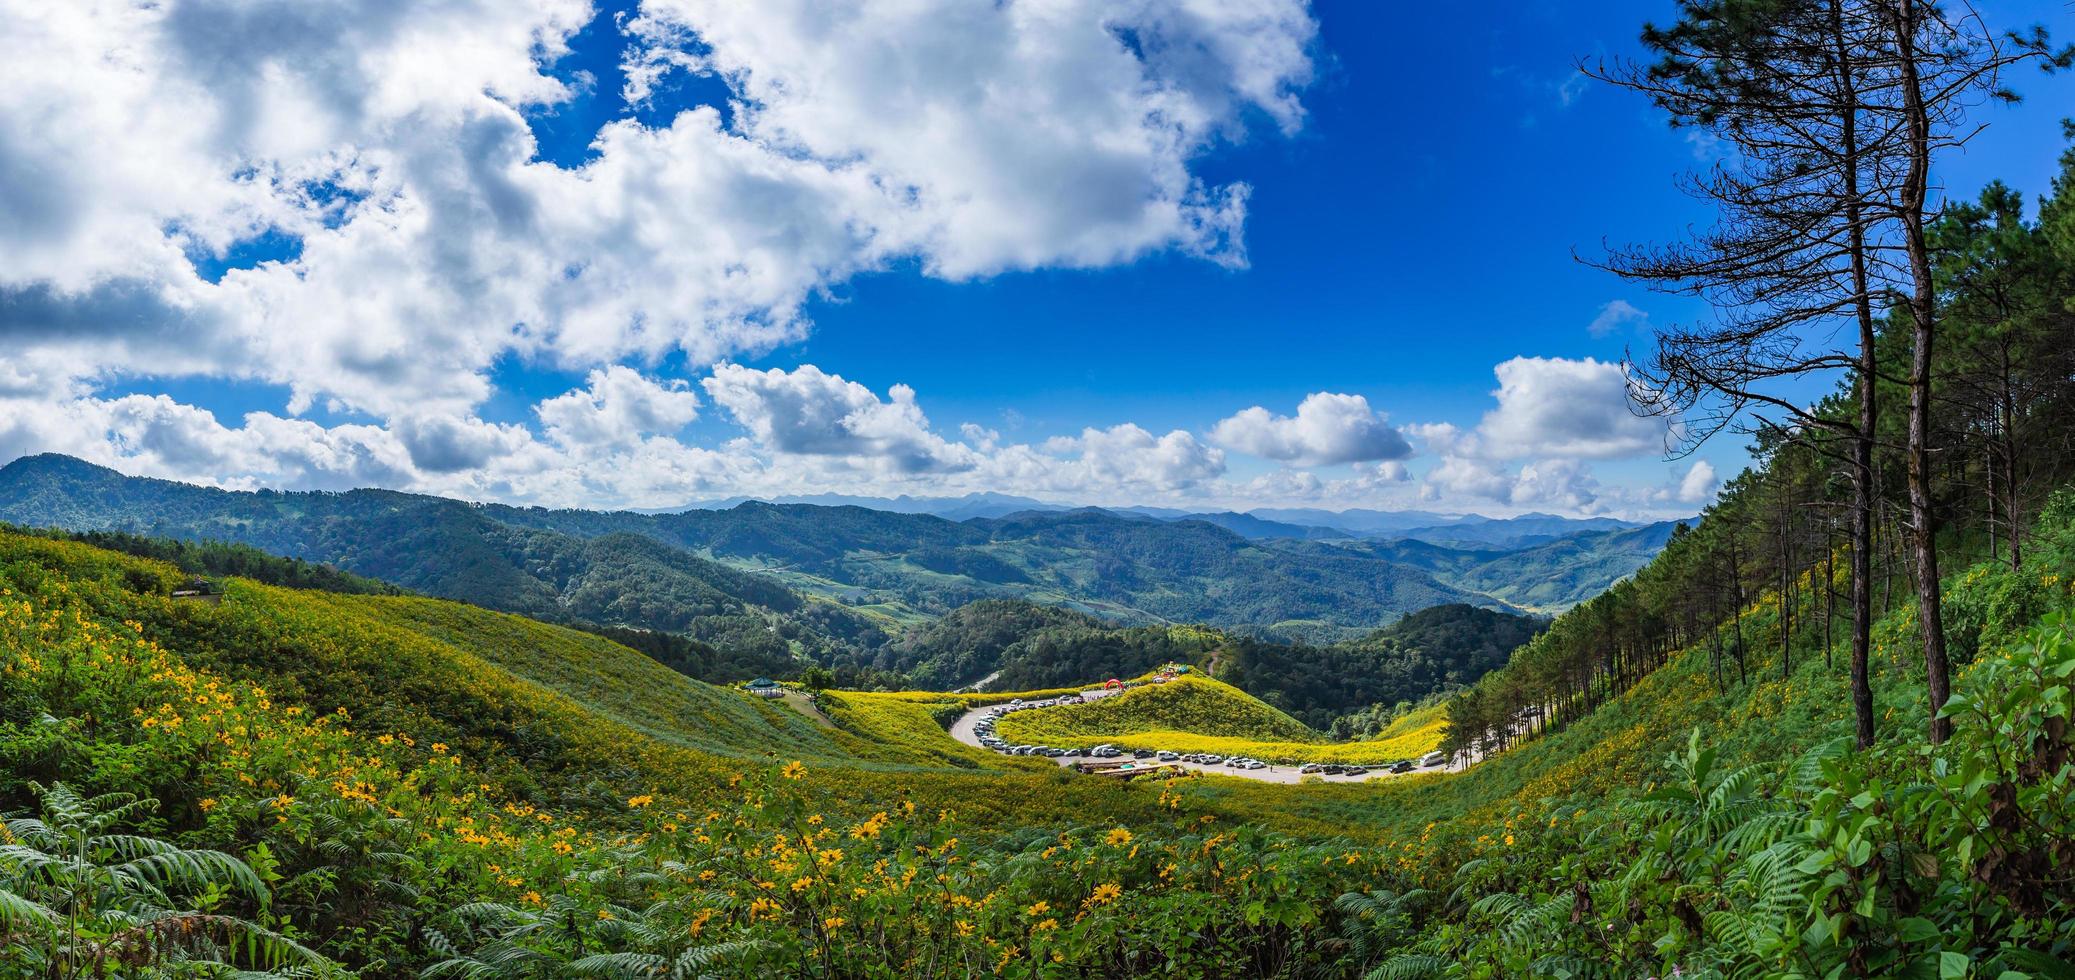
[{"left": 946, "top": 689, "right": 1452, "bottom": 785}]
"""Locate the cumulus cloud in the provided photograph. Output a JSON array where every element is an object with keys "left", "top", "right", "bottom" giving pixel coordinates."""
[
  {"left": 536, "top": 366, "right": 701, "bottom": 450},
  {"left": 1586, "top": 299, "right": 1648, "bottom": 338},
  {"left": 1675, "top": 459, "right": 1719, "bottom": 505},
  {"left": 628, "top": 0, "right": 1315, "bottom": 278},
  {"left": 0, "top": 393, "right": 416, "bottom": 493},
  {"left": 702, "top": 364, "right": 977, "bottom": 475},
  {"left": 393, "top": 415, "right": 536, "bottom": 474},
  {"left": 1032, "top": 424, "right": 1227, "bottom": 491},
  {"left": 1475, "top": 356, "right": 1668, "bottom": 460},
  {"left": 1209, "top": 392, "right": 1410, "bottom": 465},
  {"left": 0, "top": 0, "right": 1316, "bottom": 425},
  {"left": 1418, "top": 454, "right": 1605, "bottom": 513}
]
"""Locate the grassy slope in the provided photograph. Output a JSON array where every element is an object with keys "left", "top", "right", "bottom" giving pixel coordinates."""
[
  {"left": 985, "top": 676, "right": 1452, "bottom": 765},
  {"left": 0, "top": 529, "right": 1395, "bottom": 840},
  {"left": 16, "top": 510, "right": 2021, "bottom": 855},
  {"left": 1240, "top": 525, "right": 2075, "bottom": 843},
  {"left": 9, "top": 508, "right": 2067, "bottom": 921},
  {"left": 995, "top": 677, "right": 1314, "bottom": 743}
]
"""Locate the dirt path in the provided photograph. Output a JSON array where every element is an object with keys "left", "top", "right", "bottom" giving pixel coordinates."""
[
  {"left": 945, "top": 691, "right": 1452, "bottom": 785},
  {"left": 778, "top": 689, "right": 835, "bottom": 728}
]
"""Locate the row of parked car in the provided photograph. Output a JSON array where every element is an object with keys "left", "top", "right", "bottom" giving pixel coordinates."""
[
  {"left": 971, "top": 696, "right": 1100, "bottom": 756},
  {"left": 970, "top": 695, "right": 1451, "bottom": 775}
]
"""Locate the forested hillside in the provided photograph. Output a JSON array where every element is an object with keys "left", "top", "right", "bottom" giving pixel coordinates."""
[
  {"left": 892, "top": 598, "right": 1543, "bottom": 730},
  {"left": 0, "top": 454, "right": 893, "bottom": 681},
  {"left": 490, "top": 499, "right": 1517, "bottom": 634},
  {"left": 1321, "top": 520, "right": 1683, "bottom": 611},
  {"left": 0, "top": 454, "right": 1646, "bottom": 669}
]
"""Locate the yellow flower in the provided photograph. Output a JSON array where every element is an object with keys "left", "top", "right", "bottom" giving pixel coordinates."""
[
  {"left": 1035, "top": 918, "right": 1058, "bottom": 932},
  {"left": 1087, "top": 882, "right": 1122, "bottom": 906},
  {"left": 431, "top": 742, "right": 448, "bottom": 753},
  {"left": 954, "top": 919, "right": 975, "bottom": 937},
  {"left": 781, "top": 761, "right": 807, "bottom": 781},
  {"left": 627, "top": 794, "right": 655, "bottom": 809},
  {"left": 1104, "top": 827, "right": 1133, "bottom": 847},
  {"left": 1025, "top": 900, "right": 1050, "bottom": 917},
  {"left": 791, "top": 876, "right": 814, "bottom": 892},
  {"left": 822, "top": 915, "right": 846, "bottom": 930},
  {"left": 197, "top": 798, "right": 217, "bottom": 812},
  {"left": 1504, "top": 834, "right": 1516, "bottom": 847}
]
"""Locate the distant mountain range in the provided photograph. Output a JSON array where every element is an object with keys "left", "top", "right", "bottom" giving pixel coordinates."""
[
  {"left": 0, "top": 454, "right": 1685, "bottom": 660},
  {"left": 682, "top": 490, "right": 1683, "bottom": 544}
]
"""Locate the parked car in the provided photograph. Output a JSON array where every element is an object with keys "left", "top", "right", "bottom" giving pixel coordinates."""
[
  {"left": 1240, "top": 760, "right": 1267, "bottom": 770},
  {"left": 1156, "top": 751, "right": 1179, "bottom": 762},
  {"left": 1342, "top": 766, "right": 1367, "bottom": 776},
  {"left": 1389, "top": 760, "right": 1414, "bottom": 774},
  {"left": 1298, "top": 763, "right": 1324, "bottom": 774},
  {"left": 1132, "top": 749, "right": 1154, "bottom": 759},
  {"left": 1420, "top": 751, "right": 1447, "bottom": 768}
]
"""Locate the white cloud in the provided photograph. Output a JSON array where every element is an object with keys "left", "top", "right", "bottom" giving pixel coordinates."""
[
  {"left": 1586, "top": 299, "right": 1648, "bottom": 338},
  {"left": 1476, "top": 356, "right": 1668, "bottom": 460},
  {"left": 1209, "top": 392, "right": 1410, "bottom": 465},
  {"left": 1420, "top": 454, "right": 1513, "bottom": 504},
  {"left": 393, "top": 414, "right": 536, "bottom": 474},
  {"left": 1417, "top": 454, "right": 1605, "bottom": 513},
  {"left": 536, "top": 366, "right": 701, "bottom": 450},
  {"left": 702, "top": 364, "right": 977, "bottom": 474},
  {"left": 629, "top": 0, "right": 1314, "bottom": 278},
  {"left": 0, "top": 0, "right": 1315, "bottom": 426},
  {"left": 1021, "top": 424, "right": 1227, "bottom": 492},
  {"left": 1508, "top": 458, "right": 1602, "bottom": 512},
  {"left": 1675, "top": 459, "right": 1719, "bottom": 504},
  {"left": 0, "top": 393, "right": 417, "bottom": 493}
]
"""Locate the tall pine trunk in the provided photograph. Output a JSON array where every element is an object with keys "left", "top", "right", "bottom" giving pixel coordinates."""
[
  {"left": 1895, "top": 0, "right": 1952, "bottom": 743},
  {"left": 1833, "top": 0, "right": 1878, "bottom": 749}
]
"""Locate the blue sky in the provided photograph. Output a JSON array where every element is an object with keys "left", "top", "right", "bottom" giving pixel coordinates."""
[{"left": 7, "top": 0, "right": 2074, "bottom": 515}]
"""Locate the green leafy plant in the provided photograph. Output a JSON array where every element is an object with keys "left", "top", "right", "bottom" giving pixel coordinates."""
[{"left": 0, "top": 782, "right": 336, "bottom": 979}]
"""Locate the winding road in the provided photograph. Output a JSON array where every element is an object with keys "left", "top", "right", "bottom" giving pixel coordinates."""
[{"left": 945, "top": 689, "right": 1454, "bottom": 785}]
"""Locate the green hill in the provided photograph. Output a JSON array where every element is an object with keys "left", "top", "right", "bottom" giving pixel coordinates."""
[{"left": 995, "top": 675, "right": 1318, "bottom": 746}]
